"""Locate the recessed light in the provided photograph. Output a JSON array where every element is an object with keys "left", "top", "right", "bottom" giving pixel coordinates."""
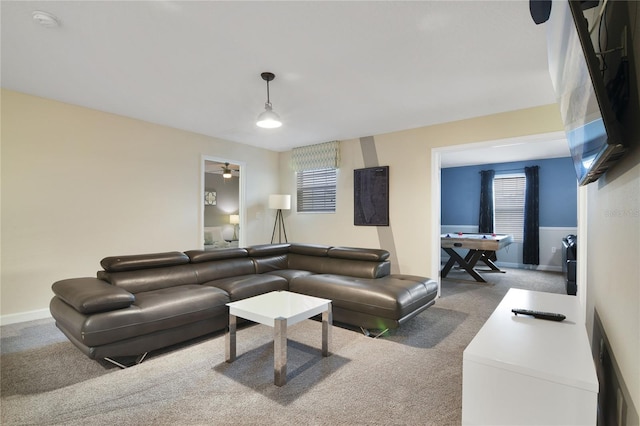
[{"left": 32, "top": 11, "right": 60, "bottom": 28}]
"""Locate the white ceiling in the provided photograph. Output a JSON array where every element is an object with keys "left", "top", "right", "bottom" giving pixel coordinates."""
[
  {"left": 1, "top": 0, "right": 568, "bottom": 163},
  {"left": 438, "top": 131, "right": 569, "bottom": 168}
]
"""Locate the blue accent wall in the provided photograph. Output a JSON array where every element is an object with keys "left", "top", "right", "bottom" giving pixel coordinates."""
[{"left": 441, "top": 157, "right": 577, "bottom": 227}]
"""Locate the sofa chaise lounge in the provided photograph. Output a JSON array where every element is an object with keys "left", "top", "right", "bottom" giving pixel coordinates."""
[{"left": 50, "top": 243, "right": 438, "bottom": 366}]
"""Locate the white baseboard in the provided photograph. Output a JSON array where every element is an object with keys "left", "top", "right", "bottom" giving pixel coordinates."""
[
  {"left": 529, "top": 265, "right": 563, "bottom": 273},
  {"left": 1, "top": 308, "right": 51, "bottom": 326},
  {"left": 494, "top": 261, "right": 521, "bottom": 269},
  {"left": 496, "top": 262, "right": 563, "bottom": 273}
]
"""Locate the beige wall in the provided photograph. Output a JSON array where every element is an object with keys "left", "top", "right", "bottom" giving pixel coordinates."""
[
  {"left": 2, "top": 84, "right": 638, "bottom": 414},
  {"left": 279, "top": 104, "right": 565, "bottom": 278},
  {"left": 1, "top": 89, "right": 280, "bottom": 318},
  {"left": 280, "top": 101, "right": 639, "bottom": 413}
]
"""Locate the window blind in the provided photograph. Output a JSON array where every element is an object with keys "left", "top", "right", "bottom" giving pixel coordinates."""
[
  {"left": 493, "top": 174, "right": 525, "bottom": 243},
  {"left": 296, "top": 168, "right": 337, "bottom": 213}
]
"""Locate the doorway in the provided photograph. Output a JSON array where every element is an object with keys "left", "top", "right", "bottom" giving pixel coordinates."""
[
  {"left": 201, "top": 156, "right": 245, "bottom": 249},
  {"left": 430, "top": 131, "right": 586, "bottom": 319}
]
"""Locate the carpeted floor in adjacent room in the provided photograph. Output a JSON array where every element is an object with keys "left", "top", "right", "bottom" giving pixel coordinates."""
[{"left": 0, "top": 268, "right": 567, "bottom": 425}]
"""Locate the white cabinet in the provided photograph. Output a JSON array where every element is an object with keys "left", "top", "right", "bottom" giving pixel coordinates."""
[{"left": 462, "top": 289, "right": 598, "bottom": 425}]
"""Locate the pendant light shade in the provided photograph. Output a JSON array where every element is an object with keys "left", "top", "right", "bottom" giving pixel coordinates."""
[
  {"left": 257, "top": 103, "right": 282, "bottom": 128},
  {"left": 256, "top": 72, "right": 282, "bottom": 128}
]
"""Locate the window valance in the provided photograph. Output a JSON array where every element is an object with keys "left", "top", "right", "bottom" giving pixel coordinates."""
[{"left": 291, "top": 141, "right": 340, "bottom": 171}]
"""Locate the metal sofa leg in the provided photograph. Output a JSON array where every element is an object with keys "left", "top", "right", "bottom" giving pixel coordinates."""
[
  {"left": 360, "top": 327, "right": 389, "bottom": 339},
  {"left": 104, "top": 352, "right": 148, "bottom": 369}
]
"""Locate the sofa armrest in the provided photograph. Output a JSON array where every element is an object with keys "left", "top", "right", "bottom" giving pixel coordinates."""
[{"left": 52, "top": 277, "right": 135, "bottom": 314}]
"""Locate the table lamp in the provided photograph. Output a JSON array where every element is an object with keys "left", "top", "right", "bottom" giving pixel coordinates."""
[
  {"left": 229, "top": 214, "right": 240, "bottom": 240},
  {"left": 268, "top": 194, "right": 290, "bottom": 243}
]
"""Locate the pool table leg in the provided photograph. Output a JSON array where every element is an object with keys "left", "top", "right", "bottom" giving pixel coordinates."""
[
  {"left": 441, "top": 248, "right": 457, "bottom": 278},
  {"left": 480, "top": 251, "right": 504, "bottom": 272},
  {"left": 441, "top": 248, "right": 487, "bottom": 282}
]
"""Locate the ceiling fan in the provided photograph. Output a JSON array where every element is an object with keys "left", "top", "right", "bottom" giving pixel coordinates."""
[{"left": 221, "top": 162, "right": 238, "bottom": 179}]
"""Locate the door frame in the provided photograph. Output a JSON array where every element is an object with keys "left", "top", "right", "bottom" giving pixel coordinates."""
[{"left": 430, "top": 131, "right": 587, "bottom": 322}]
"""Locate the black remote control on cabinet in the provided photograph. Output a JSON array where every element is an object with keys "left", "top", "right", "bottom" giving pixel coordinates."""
[{"left": 511, "top": 308, "right": 566, "bottom": 321}]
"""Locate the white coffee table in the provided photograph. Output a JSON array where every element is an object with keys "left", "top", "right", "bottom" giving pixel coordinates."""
[{"left": 225, "top": 290, "right": 332, "bottom": 386}]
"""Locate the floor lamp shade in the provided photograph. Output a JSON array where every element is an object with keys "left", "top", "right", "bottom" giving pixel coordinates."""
[
  {"left": 268, "top": 194, "right": 291, "bottom": 210},
  {"left": 269, "top": 194, "right": 290, "bottom": 244}
]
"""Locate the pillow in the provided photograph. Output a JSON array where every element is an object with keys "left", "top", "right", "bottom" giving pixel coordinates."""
[
  {"left": 204, "top": 226, "right": 225, "bottom": 245},
  {"left": 204, "top": 232, "right": 214, "bottom": 245}
]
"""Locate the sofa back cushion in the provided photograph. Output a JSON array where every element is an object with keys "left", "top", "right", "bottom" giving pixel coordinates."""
[
  {"left": 287, "top": 245, "right": 391, "bottom": 278},
  {"left": 327, "top": 246, "right": 390, "bottom": 262},
  {"left": 289, "top": 243, "right": 331, "bottom": 256},
  {"left": 325, "top": 246, "right": 390, "bottom": 278},
  {"left": 318, "top": 257, "right": 390, "bottom": 278},
  {"left": 247, "top": 243, "right": 291, "bottom": 256},
  {"left": 253, "top": 254, "right": 289, "bottom": 273},
  {"left": 100, "top": 251, "right": 189, "bottom": 272},
  {"left": 185, "top": 248, "right": 255, "bottom": 282},
  {"left": 98, "top": 264, "right": 198, "bottom": 293},
  {"left": 97, "top": 252, "right": 197, "bottom": 293},
  {"left": 285, "top": 253, "right": 321, "bottom": 273},
  {"left": 247, "top": 244, "right": 291, "bottom": 273},
  {"left": 185, "top": 248, "right": 249, "bottom": 264},
  {"left": 191, "top": 258, "right": 256, "bottom": 283}
]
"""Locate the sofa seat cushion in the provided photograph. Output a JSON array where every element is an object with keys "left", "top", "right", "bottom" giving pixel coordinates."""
[
  {"left": 289, "top": 274, "right": 437, "bottom": 320},
  {"left": 205, "top": 274, "right": 288, "bottom": 301},
  {"left": 52, "top": 285, "right": 229, "bottom": 347}
]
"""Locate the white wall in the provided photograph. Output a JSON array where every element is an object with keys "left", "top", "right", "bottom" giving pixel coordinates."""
[
  {"left": 585, "top": 150, "right": 640, "bottom": 420},
  {"left": 583, "top": 2, "right": 640, "bottom": 415},
  {"left": 0, "top": 89, "right": 280, "bottom": 322}
]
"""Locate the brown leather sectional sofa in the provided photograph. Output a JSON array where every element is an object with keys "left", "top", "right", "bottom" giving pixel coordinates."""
[{"left": 50, "top": 243, "right": 438, "bottom": 365}]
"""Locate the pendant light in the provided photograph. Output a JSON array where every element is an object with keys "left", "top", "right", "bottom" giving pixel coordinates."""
[{"left": 256, "top": 72, "right": 282, "bottom": 128}]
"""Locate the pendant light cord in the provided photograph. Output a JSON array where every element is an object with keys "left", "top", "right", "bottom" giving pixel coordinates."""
[{"left": 266, "top": 80, "right": 271, "bottom": 104}]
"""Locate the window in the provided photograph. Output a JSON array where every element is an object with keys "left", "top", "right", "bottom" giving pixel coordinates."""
[
  {"left": 493, "top": 174, "right": 525, "bottom": 243},
  {"left": 296, "top": 168, "right": 337, "bottom": 213}
]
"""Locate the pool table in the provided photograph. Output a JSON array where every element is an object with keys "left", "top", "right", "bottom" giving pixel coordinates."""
[{"left": 441, "top": 233, "right": 514, "bottom": 283}]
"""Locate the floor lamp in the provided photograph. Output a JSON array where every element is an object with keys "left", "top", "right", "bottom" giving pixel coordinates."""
[
  {"left": 269, "top": 194, "right": 290, "bottom": 244},
  {"left": 229, "top": 214, "right": 240, "bottom": 240}
]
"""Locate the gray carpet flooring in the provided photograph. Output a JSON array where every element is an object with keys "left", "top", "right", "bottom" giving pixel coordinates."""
[{"left": 0, "top": 268, "right": 566, "bottom": 425}]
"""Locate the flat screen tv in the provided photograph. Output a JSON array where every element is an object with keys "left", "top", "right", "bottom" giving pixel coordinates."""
[{"left": 545, "top": 0, "right": 630, "bottom": 185}]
